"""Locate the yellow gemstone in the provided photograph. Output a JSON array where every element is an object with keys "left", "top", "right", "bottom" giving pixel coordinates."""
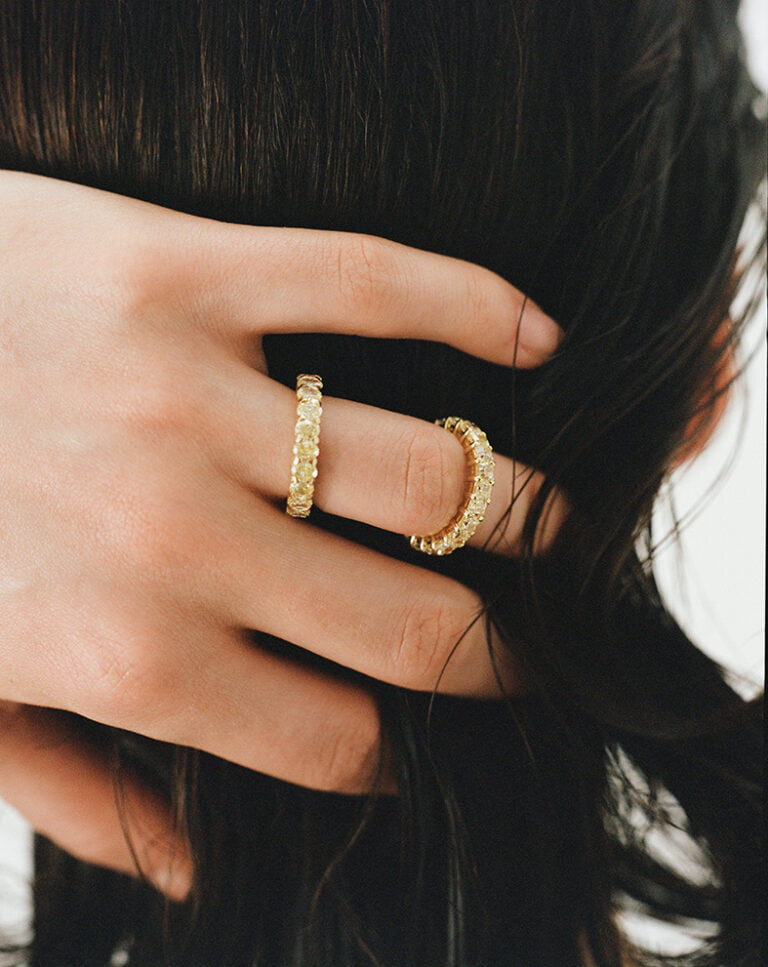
[{"left": 297, "top": 400, "right": 320, "bottom": 420}]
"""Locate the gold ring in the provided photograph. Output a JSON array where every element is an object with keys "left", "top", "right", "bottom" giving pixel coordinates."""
[
  {"left": 286, "top": 374, "right": 323, "bottom": 518},
  {"left": 408, "top": 417, "right": 495, "bottom": 555}
]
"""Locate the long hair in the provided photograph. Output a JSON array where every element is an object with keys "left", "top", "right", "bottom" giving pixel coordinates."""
[{"left": 0, "top": 1, "right": 764, "bottom": 965}]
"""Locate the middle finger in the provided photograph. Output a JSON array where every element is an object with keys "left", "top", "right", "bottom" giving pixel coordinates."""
[{"left": 208, "top": 363, "right": 564, "bottom": 554}]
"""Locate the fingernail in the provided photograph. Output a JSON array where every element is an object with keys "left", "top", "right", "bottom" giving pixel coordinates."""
[{"left": 518, "top": 303, "right": 564, "bottom": 359}]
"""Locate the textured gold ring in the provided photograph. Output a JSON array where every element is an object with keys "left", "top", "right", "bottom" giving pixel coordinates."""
[
  {"left": 409, "top": 417, "right": 495, "bottom": 555},
  {"left": 286, "top": 374, "right": 323, "bottom": 518}
]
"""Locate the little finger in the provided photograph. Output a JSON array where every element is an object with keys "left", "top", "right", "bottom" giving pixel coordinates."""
[{"left": 0, "top": 702, "right": 192, "bottom": 900}]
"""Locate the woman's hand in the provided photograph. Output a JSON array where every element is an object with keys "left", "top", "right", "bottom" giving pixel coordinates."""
[{"left": 0, "top": 171, "right": 564, "bottom": 897}]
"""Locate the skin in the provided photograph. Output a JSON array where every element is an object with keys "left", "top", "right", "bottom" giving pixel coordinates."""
[{"left": 0, "top": 170, "right": 570, "bottom": 898}]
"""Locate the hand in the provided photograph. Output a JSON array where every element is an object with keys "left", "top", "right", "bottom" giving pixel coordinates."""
[{"left": 0, "top": 171, "right": 565, "bottom": 898}]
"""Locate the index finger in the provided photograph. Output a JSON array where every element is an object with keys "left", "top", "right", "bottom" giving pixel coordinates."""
[{"left": 179, "top": 224, "right": 562, "bottom": 367}]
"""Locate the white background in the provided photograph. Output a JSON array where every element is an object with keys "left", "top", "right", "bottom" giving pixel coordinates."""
[
  {"left": 652, "top": 0, "right": 765, "bottom": 689},
  {"left": 1, "top": 0, "right": 766, "bottom": 947}
]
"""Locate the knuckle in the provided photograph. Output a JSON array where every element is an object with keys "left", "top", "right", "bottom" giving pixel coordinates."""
[
  {"left": 82, "top": 627, "right": 181, "bottom": 724},
  {"left": 84, "top": 646, "right": 156, "bottom": 719},
  {"left": 394, "top": 595, "right": 468, "bottom": 690},
  {"left": 116, "top": 364, "right": 201, "bottom": 438},
  {"left": 314, "top": 718, "right": 382, "bottom": 794},
  {"left": 333, "top": 233, "right": 398, "bottom": 315},
  {"left": 116, "top": 223, "right": 192, "bottom": 322},
  {"left": 464, "top": 267, "right": 495, "bottom": 323},
  {"left": 127, "top": 369, "right": 179, "bottom": 423},
  {"left": 398, "top": 426, "right": 464, "bottom": 534},
  {"left": 461, "top": 264, "right": 504, "bottom": 336}
]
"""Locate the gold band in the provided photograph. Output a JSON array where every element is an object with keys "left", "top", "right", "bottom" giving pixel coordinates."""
[
  {"left": 286, "top": 374, "right": 323, "bottom": 518},
  {"left": 409, "top": 417, "right": 495, "bottom": 555}
]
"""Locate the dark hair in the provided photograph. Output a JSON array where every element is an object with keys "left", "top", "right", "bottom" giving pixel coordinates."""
[{"left": 0, "top": 1, "right": 764, "bottom": 965}]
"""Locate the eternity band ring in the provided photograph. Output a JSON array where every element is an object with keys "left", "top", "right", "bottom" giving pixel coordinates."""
[
  {"left": 408, "top": 417, "right": 495, "bottom": 555},
  {"left": 285, "top": 374, "right": 323, "bottom": 518}
]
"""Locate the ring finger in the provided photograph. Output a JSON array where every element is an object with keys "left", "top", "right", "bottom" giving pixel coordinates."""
[{"left": 205, "top": 494, "right": 519, "bottom": 699}]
